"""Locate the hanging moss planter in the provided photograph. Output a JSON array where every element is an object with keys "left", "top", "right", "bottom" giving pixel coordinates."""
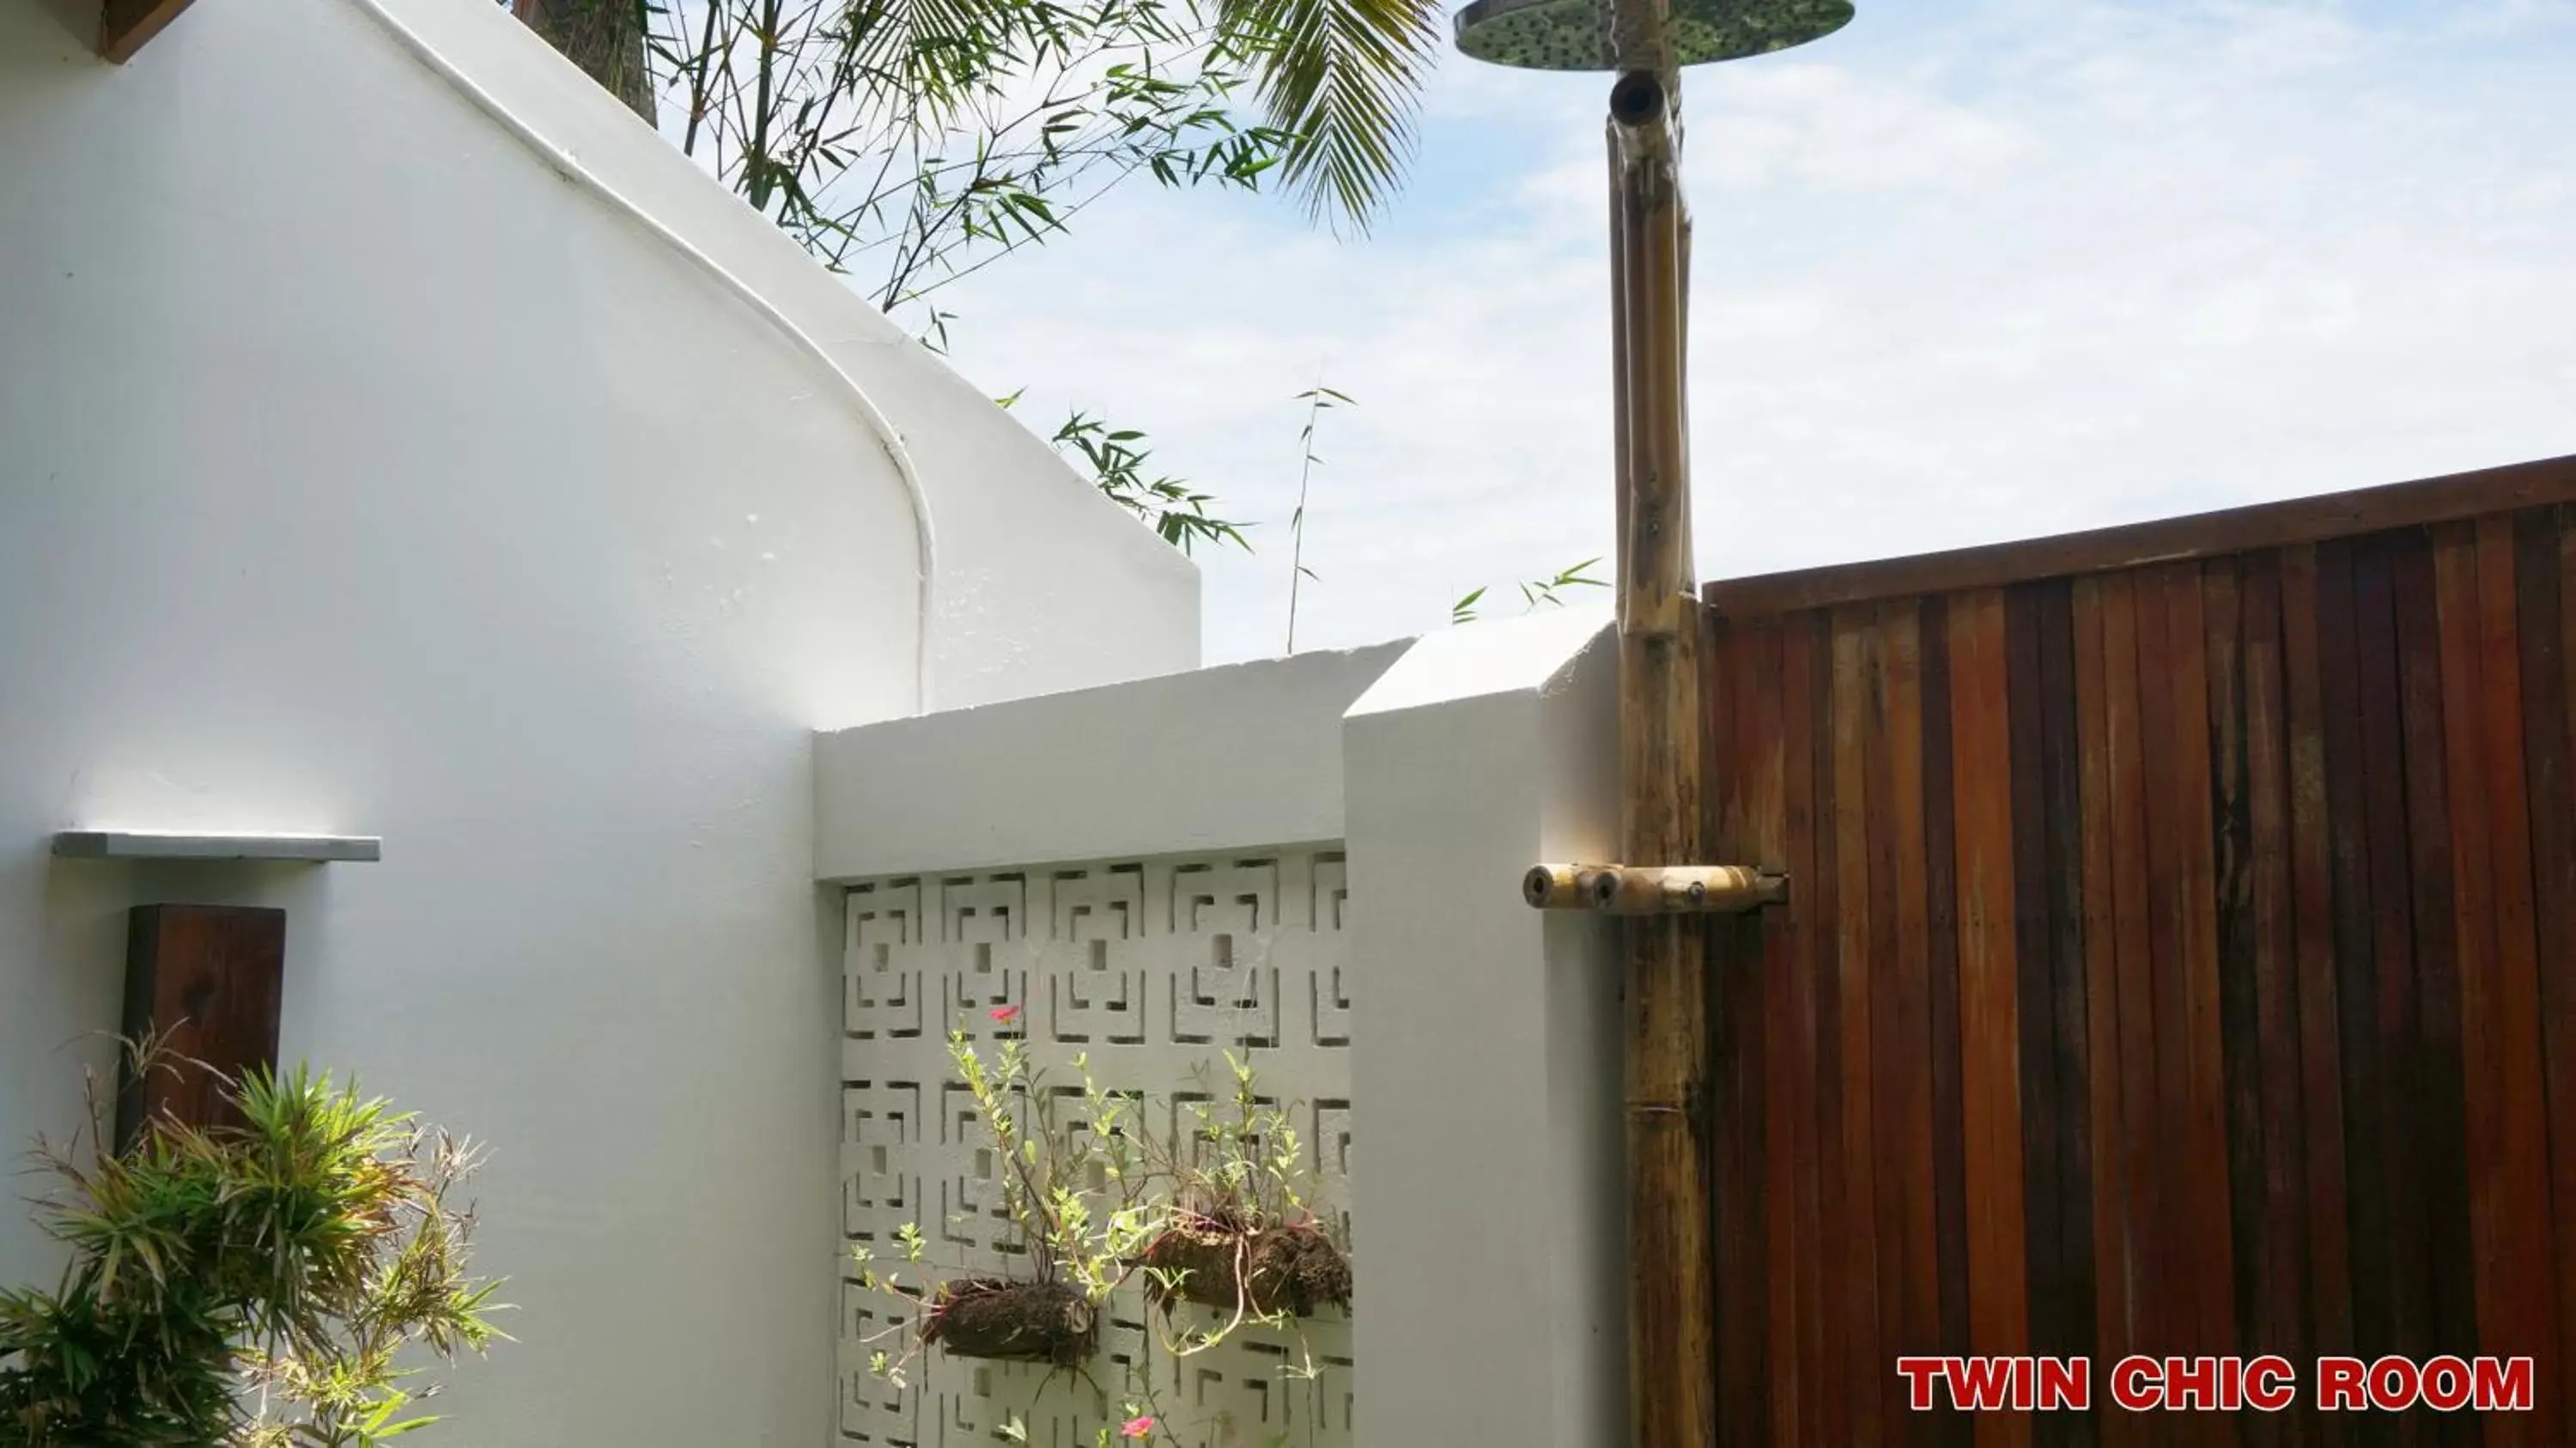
[
  {"left": 920, "top": 1279, "right": 1097, "bottom": 1366},
  {"left": 1139, "top": 1216, "right": 1352, "bottom": 1318}
]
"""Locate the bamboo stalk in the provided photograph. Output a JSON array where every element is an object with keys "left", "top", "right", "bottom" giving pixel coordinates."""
[
  {"left": 1524, "top": 863, "right": 1785, "bottom": 914},
  {"left": 1608, "top": 64, "right": 1715, "bottom": 1448}
]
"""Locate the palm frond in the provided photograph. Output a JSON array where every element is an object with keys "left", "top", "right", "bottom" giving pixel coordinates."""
[{"left": 1221, "top": 0, "right": 1443, "bottom": 231}]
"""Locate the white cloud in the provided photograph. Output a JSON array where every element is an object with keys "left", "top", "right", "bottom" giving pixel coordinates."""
[{"left": 931, "top": 0, "right": 2576, "bottom": 666}]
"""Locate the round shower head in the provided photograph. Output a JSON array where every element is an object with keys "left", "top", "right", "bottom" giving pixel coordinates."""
[{"left": 1453, "top": 0, "right": 1850, "bottom": 72}]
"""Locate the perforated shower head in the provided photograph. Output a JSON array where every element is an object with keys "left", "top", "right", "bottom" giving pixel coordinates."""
[{"left": 1452, "top": 0, "right": 1850, "bottom": 72}]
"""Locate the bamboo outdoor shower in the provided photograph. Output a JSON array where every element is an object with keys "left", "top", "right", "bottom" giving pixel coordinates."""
[{"left": 1452, "top": 1, "right": 1854, "bottom": 1443}]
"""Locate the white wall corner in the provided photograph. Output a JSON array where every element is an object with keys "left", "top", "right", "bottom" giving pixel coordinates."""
[
  {"left": 814, "top": 638, "right": 1411, "bottom": 880},
  {"left": 1341, "top": 606, "right": 1627, "bottom": 1446}
]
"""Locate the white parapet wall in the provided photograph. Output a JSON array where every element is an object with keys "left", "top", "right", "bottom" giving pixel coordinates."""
[
  {"left": 1342, "top": 608, "right": 1629, "bottom": 1448},
  {"left": 816, "top": 612, "right": 1629, "bottom": 1447},
  {"left": 817, "top": 644, "right": 1400, "bottom": 1445}
]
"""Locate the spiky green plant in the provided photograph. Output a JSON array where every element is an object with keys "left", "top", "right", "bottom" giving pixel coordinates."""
[{"left": 0, "top": 1053, "right": 506, "bottom": 1447}]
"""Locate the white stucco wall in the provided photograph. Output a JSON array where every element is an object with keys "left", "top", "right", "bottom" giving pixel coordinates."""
[
  {"left": 0, "top": 0, "right": 1194, "bottom": 1442},
  {"left": 817, "top": 613, "right": 1634, "bottom": 1445},
  {"left": 816, "top": 641, "right": 1408, "bottom": 880},
  {"left": 1343, "top": 609, "right": 1629, "bottom": 1448}
]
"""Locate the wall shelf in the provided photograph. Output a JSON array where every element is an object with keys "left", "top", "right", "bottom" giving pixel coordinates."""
[{"left": 52, "top": 830, "right": 381, "bottom": 863}]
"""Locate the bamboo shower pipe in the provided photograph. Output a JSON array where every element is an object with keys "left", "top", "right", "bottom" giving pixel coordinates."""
[{"left": 1448, "top": 3, "right": 1856, "bottom": 1444}]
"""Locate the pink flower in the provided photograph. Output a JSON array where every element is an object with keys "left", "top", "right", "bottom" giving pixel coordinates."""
[
  {"left": 1119, "top": 1417, "right": 1155, "bottom": 1440},
  {"left": 988, "top": 1004, "right": 1023, "bottom": 1025}
]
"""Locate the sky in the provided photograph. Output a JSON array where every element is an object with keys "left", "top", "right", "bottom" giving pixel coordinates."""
[{"left": 920, "top": 0, "right": 2576, "bottom": 666}]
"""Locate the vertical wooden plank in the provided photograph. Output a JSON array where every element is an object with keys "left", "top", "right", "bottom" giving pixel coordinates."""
[
  {"left": 2475, "top": 514, "right": 2567, "bottom": 1436},
  {"left": 2135, "top": 566, "right": 2202, "bottom": 1383},
  {"left": 1885, "top": 597, "right": 1945, "bottom": 1447},
  {"left": 2437, "top": 520, "right": 2566, "bottom": 1441},
  {"left": 2074, "top": 577, "right": 2138, "bottom": 1448},
  {"left": 2207, "top": 560, "right": 2274, "bottom": 1440},
  {"left": 1861, "top": 606, "right": 1915, "bottom": 1443},
  {"left": 2559, "top": 505, "right": 2576, "bottom": 1448},
  {"left": 2353, "top": 538, "right": 2433, "bottom": 1402},
  {"left": 114, "top": 905, "right": 288, "bottom": 1147},
  {"left": 2521, "top": 508, "right": 2576, "bottom": 1448},
  {"left": 1756, "top": 614, "right": 1809, "bottom": 1448},
  {"left": 2099, "top": 573, "right": 2164, "bottom": 1369},
  {"left": 1923, "top": 594, "right": 1974, "bottom": 1448},
  {"left": 1782, "top": 611, "right": 1831, "bottom": 1448},
  {"left": 2280, "top": 545, "right": 2355, "bottom": 1415},
  {"left": 2240, "top": 554, "right": 2315, "bottom": 1396},
  {"left": 1808, "top": 609, "right": 1853, "bottom": 1448},
  {"left": 1950, "top": 587, "right": 2031, "bottom": 1448},
  {"left": 2430, "top": 521, "right": 2508, "bottom": 1439},
  {"left": 2006, "top": 587, "right": 2065, "bottom": 1382},
  {"left": 1707, "top": 613, "right": 1765, "bottom": 1448},
  {"left": 1832, "top": 608, "right": 1887, "bottom": 1445},
  {"left": 2314, "top": 538, "right": 2392, "bottom": 1372},
  {"left": 2164, "top": 565, "right": 2238, "bottom": 1383},
  {"left": 2389, "top": 532, "right": 2479, "bottom": 1433},
  {"left": 2038, "top": 581, "right": 2098, "bottom": 1448}
]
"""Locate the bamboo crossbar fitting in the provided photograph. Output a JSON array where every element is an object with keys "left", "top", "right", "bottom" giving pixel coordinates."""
[{"left": 1522, "top": 862, "right": 1787, "bottom": 913}]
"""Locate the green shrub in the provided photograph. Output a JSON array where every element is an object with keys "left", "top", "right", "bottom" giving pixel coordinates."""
[{"left": 0, "top": 1053, "right": 505, "bottom": 1447}]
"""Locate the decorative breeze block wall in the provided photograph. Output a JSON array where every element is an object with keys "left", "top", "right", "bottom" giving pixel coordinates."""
[{"left": 839, "top": 849, "right": 1356, "bottom": 1447}]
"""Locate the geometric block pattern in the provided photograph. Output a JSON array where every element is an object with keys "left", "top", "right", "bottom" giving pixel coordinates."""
[{"left": 841, "top": 849, "right": 1355, "bottom": 1447}]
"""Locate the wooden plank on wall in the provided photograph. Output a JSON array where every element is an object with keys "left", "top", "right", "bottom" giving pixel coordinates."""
[
  {"left": 2280, "top": 545, "right": 2356, "bottom": 1401},
  {"left": 1697, "top": 479, "right": 2576, "bottom": 1446},
  {"left": 99, "top": 0, "right": 204, "bottom": 63},
  {"left": 1948, "top": 587, "right": 2032, "bottom": 1448},
  {"left": 1832, "top": 607, "right": 1888, "bottom": 1445},
  {"left": 2518, "top": 507, "right": 2576, "bottom": 1448},
  {"left": 2391, "top": 529, "right": 2479, "bottom": 1424},
  {"left": 1781, "top": 612, "right": 1828, "bottom": 1448},
  {"left": 2239, "top": 553, "right": 2315, "bottom": 1391},
  {"left": 2073, "top": 576, "right": 2140, "bottom": 1448},
  {"left": 1923, "top": 593, "right": 1975, "bottom": 1448},
  {"left": 1883, "top": 597, "right": 1944, "bottom": 1441},
  {"left": 115, "top": 903, "right": 287, "bottom": 1147}
]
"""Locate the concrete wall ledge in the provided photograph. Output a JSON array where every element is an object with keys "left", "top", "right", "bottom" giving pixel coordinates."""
[{"left": 815, "top": 640, "right": 1409, "bottom": 880}]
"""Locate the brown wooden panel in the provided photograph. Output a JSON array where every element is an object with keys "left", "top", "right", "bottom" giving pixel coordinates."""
[
  {"left": 1949, "top": 587, "right": 2032, "bottom": 1448},
  {"left": 2520, "top": 508, "right": 2576, "bottom": 1448},
  {"left": 1922, "top": 593, "right": 1975, "bottom": 1448},
  {"left": 1832, "top": 608, "right": 1889, "bottom": 1445},
  {"left": 1882, "top": 598, "right": 1944, "bottom": 1443},
  {"left": 2005, "top": 587, "right": 2064, "bottom": 1371},
  {"left": 2205, "top": 560, "right": 2272, "bottom": 1421},
  {"left": 2169, "top": 565, "right": 2239, "bottom": 1383},
  {"left": 115, "top": 903, "right": 287, "bottom": 1147},
  {"left": 2314, "top": 538, "right": 2397, "bottom": 1368},
  {"left": 2071, "top": 577, "right": 2142, "bottom": 1448},
  {"left": 1686, "top": 466, "right": 2576, "bottom": 1444},
  {"left": 2354, "top": 536, "right": 2436, "bottom": 1385},
  {"left": 1781, "top": 611, "right": 1829, "bottom": 1448},
  {"left": 2032, "top": 583, "right": 2095, "bottom": 1400},
  {"left": 2456, "top": 518, "right": 2566, "bottom": 1438},
  {"left": 2280, "top": 545, "right": 2357, "bottom": 1396},
  {"left": 1810, "top": 607, "right": 1856, "bottom": 1448},
  {"left": 2390, "top": 531, "right": 2479, "bottom": 1421},
  {"left": 2240, "top": 554, "right": 2316, "bottom": 1393},
  {"left": 2099, "top": 571, "right": 2166, "bottom": 1367}
]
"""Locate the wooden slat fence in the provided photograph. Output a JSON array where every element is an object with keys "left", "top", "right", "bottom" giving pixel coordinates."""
[{"left": 1701, "top": 456, "right": 2576, "bottom": 1446}]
